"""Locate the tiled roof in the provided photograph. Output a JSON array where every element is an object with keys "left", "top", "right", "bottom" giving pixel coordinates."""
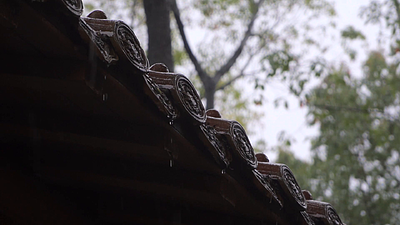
[{"left": 0, "top": 0, "right": 344, "bottom": 224}]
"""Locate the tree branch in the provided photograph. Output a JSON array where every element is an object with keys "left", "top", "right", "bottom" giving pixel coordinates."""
[
  {"left": 170, "top": 0, "right": 209, "bottom": 82},
  {"left": 216, "top": 74, "right": 245, "bottom": 91},
  {"left": 216, "top": 50, "right": 258, "bottom": 91},
  {"left": 214, "top": 0, "right": 265, "bottom": 81}
]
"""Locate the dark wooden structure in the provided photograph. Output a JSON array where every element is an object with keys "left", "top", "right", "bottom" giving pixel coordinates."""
[{"left": 0, "top": 0, "right": 344, "bottom": 224}]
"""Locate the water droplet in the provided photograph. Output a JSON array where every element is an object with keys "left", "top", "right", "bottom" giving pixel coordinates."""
[
  {"left": 169, "top": 159, "right": 173, "bottom": 168},
  {"left": 169, "top": 120, "right": 174, "bottom": 126},
  {"left": 104, "top": 75, "right": 107, "bottom": 80},
  {"left": 221, "top": 169, "right": 226, "bottom": 175},
  {"left": 102, "top": 93, "right": 108, "bottom": 101}
]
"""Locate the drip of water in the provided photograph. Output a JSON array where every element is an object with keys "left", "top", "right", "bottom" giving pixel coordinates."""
[
  {"left": 104, "top": 75, "right": 107, "bottom": 80},
  {"left": 169, "top": 120, "right": 174, "bottom": 126},
  {"left": 102, "top": 93, "right": 108, "bottom": 101},
  {"left": 221, "top": 169, "right": 226, "bottom": 175},
  {"left": 165, "top": 137, "right": 174, "bottom": 168}
]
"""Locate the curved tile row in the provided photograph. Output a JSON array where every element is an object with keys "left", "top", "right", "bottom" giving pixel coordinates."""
[{"left": 29, "top": 1, "right": 344, "bottom": 224}]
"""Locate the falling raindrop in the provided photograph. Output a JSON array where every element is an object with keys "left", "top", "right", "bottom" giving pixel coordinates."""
[
  {"left": 102, "top": 93, "right": 108, "bottom": 101},
  {"left": 165, "top": 137, "right": 175, "bottom": 168}
]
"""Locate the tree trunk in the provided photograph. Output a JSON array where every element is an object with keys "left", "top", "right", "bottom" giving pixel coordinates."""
[
  {"left": 143, "top": 0, "right": 174, "bottom": 71},
  {"left": 204, "top": 81, "right": 217, "bottom": 109}
]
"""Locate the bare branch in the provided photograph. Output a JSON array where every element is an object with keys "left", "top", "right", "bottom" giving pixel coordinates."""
[
  {"left": 217, "top": 74, "right": 245, "bottom": 91},
  {"left": 214, "top": 0, "right": 266, "bottom": 81},
  {"left": 216, "top": 50, "right": 258, "bottom": 91},
  {"left": 170, "top": 0, "right": 209, "bottom": 82}
]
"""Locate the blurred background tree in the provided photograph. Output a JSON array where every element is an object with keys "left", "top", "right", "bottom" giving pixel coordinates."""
[{"left": 299, "top": 0, "right": 400, "bottom": 224}]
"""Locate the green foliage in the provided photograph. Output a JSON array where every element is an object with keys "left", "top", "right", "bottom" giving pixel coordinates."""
[
  {"left": 264, "top": 50, "right": 295, "bottom": 77},
  {"left": 341, "top": 26, "right": 366, "bottom": 40},
  {"left": 360, "top": 0, "right": 400, "bottom": 42},
  {"left": 306, "top": 51, "right": 400, "bottom": 224},
  {"left": 304, "top": 2, "right": 400, "bottom": 222},
  {"left": 340, "top": 26, "right": 367, "bottom": 61}
]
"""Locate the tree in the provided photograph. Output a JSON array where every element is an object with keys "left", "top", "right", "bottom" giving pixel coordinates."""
[
  {"left": 171, "top": 0, "right": 336, "bottom": 109},
  {"left": 143, "top": 0, "right": 174, "bottom": 71},
  {"left": 305, "top": 1, "right": 400, "bottom": 223},
  {"left": 307, "top": 59, "right": 400, "bottom": 224},
  {"left": 84, "top": 0, "right": 336, "bottom": 109}
]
